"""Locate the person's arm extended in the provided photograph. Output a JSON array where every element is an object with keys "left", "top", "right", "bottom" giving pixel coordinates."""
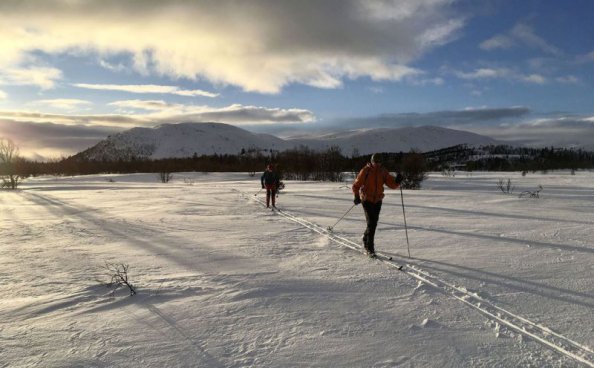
[{"left": 384, "top": 169, "right": 401, "bottom": 189}]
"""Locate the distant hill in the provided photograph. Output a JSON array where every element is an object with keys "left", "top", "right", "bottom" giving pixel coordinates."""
[
  {"left": 74, "top": 122, "right": 498, "bottom": 160},
  {"left": 74, "top": 122, "right": 290, "bottom": 161},
  {"left": 287, "top": 125, "right": 497, "bottom": 155}
]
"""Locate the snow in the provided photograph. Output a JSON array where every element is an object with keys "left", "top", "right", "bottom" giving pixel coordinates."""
[{"left": 1, "top": 171, "right": 593, "bottom": 367}]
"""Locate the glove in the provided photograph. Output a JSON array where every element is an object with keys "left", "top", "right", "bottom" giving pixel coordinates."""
[
  {"left": 353, "top": 195, "right": 361, "bottom": 205},
  {"left": 395, "top": 173, "right": 403, "bottom": 184},
  {"left": 261, "top": 184, "right": 265, "bottom": 189}
]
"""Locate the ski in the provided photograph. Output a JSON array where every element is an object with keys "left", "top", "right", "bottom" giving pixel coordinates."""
[{"left": 374, "top": 253, "right": 404, "bottom": 270}]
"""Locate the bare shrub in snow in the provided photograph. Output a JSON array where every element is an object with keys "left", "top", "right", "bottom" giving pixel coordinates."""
[
  {"left": 497, "top": 178, "right": 514, "bottom": 194},
  {"left": 441, "top": 166, "right": 455, "bottom": 177},
  {"left": 158, "top": 172, "right": 173, "bottom": 183},
  {"left": 519, "top": 185, "right": 543, "bottom": 198},
  {"left": 100, "top": 263, "right": 137, "bottom": 296}
]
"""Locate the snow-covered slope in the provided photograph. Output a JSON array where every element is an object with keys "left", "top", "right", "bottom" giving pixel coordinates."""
[
  {"left": 76, "top": 122, "right": 291, "bottom": 160},
  {"left": 288, "top": 125, "right": 497, "bottom": 154},
  {"left": 76, "top": 122, "right": 497, "bottom": 160}
]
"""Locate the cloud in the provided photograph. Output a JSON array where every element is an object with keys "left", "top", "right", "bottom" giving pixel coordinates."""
[
  {"left": 521, "top": 74, "right": 546, "bottom": 84},
  {"left": 479, "top": 35, "right": 515, "bottom": 51},
  {"left": 0, "top": 119, "right": 121, "bottom": 159},
  {"left": 108, "top": 99, "right": 172, "bottom": 111},
  {"left": 455, "top": 68, "right": 510, "bottom": 79},
  {"left": 0, "top": 0, "right": 464, "bottom": 93},
  {"left": 510, "top": 23, "right": 561, "bottom": 55},
  {"left": 461, "top": 114, "right": 594, "bottom": 150},
  {"left": 73, "top": 83, "right": 219, "bottom": 98},
  {"left": 106, "top": 101, "right": 316, "bottom": 125},
  {"left": 0, "top": 89, "right": 6, "bottom": 100},
  {"left": 0, "top": 110, "right": 140, "bottom": 127},
  {"left": 0, "top": 66, "right": 63, "bottom": 89},
  {"left": 33, "top": 99, "right": 93, "bottom": 110},
  {"left": 409, "top": 77, "right": 444, "bottom": 86},
  {"left": 480, "top": 23, "right": 561, "bottom": 55},
  {"left": 0, "top": 102, "right": 315, "bottom": 129},
  {"left": 556, "top": 75, "right": 579, "bottom": 84},
  {"left": 98, "top": 59, "right": 127, "bottom": 73},
  {"left": 314, "top": 107, "right": 531, "bottom": 131},
  {"left": 191, "top": 104, "right": 316, "bottom": 124},
  {"left": 576, "top": 51, "right": 594, "bottom": 64},
  {"left": 453, "top": 67, "right": 547, "bottom": 84}
]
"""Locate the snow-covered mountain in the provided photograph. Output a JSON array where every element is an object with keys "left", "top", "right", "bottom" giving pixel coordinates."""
[
  {"left": 75, "top": 122, "right": 291, "bottom": 160},
  {"left": 75, "top": 122, "right": 497, "bottom": 160},
  {"left": 287, "top": 125, "right": 497, "bottom": 155}
]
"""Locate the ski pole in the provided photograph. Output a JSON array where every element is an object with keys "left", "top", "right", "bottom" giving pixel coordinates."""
[
  {"left": 327, "top": 203, "right": 356, "bottom": 231},
  {"left": 400, "top": 186, "right": 411, "bottom": 258},
  {"left": 254, "top": 188, "right": 263, "bottom": 196}
]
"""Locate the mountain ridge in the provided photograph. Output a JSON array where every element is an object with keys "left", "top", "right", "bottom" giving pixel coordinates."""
[{"left": 74, "top": 122, "right": 498, "bottom": 161}]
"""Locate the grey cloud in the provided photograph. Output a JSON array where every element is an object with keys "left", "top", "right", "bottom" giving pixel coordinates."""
[
  {"left": 104, "top": 102, "right": 316, "bottom": 124},
  {"left": 181, "top": 106, "right": 315, "bottom": 124},
  {"left": 326, "top": 107, "right": 531, "bottom": 130},
  {"left": 0, "top": 111, "right": 141, "bottom": 126},
  {"left": 0, "top": 119, "right": 124, "bottom": 158}
]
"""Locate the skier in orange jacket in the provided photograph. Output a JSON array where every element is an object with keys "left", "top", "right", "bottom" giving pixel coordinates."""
[{"left": 352, "top": 153, "right": 403, "bottom": 257}]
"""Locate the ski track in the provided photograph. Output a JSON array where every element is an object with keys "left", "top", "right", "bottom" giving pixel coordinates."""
[
  {"left": 235, "top": 189, "right": 594, "bottom": 367},
  {"left": 5, "top": 189, "right": 271, "bottom": 367}
]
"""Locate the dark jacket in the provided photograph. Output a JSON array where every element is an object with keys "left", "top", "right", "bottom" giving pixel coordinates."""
[{"left": 261, "top": 169, "right": 279, "bottom": 187}]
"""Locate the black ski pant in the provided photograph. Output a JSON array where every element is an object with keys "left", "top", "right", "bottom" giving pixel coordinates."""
[
  {"left": 265, "top": 187, "right": 277, "bottom": 207},
  {"left": 362, "top": 200, "right": 382, "bottom": 253}
]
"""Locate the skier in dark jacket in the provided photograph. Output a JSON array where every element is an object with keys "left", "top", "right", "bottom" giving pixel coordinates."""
[
  {"left": 352, "top": 153, "right": 403, "bottom": 257},
  {"left": 261, "top": 164, "right": 280, "bottom": 208}
]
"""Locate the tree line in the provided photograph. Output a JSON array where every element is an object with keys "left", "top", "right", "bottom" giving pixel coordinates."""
[
  {"left": 1, "top": 139, "right": 429, "bottom": 189},
  {"left": 3, "top": 136, "right": 594, "bottom": 191},
  {"left": 424, "top": 144, "right": 594, "bottom": 172}
]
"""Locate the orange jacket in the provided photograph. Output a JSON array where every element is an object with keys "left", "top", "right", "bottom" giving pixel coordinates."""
[{"left": 352, "top": 163, "right": 400, "bottom": 203}]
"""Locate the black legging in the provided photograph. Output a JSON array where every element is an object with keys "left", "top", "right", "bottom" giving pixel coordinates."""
[
  {"left": 362, "top": 200, "right": 382, "bottom": 253},
  {"left": 266, "top": 188, "right": 277, "bottom": 207}
]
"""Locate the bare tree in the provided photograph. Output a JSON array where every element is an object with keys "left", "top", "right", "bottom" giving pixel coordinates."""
[
  {"left": 400, "top": 150, "right": 427, "bottom": 189},
  {"left": 100, "top": 263, "right": 137, "bottom": 296},
  {"left": 0, "top": 138, "right": 24, "bottom": 189},
  {"left": 496, "top": 178, "right": 514, "bottom": 194}
]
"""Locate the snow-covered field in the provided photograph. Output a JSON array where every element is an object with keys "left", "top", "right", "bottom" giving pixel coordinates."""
[{"left": 1, "top": 171, "right": 593, "bottom": 367}]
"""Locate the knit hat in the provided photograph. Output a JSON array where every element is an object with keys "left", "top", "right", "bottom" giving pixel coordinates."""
[{"left": 370, "top": 153, "right": 379, "bottom": 164}]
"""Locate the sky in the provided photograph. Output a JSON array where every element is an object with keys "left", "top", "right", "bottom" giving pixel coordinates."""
[{"left": 1, "top": 0, "right": 594, "bottom": 159}]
